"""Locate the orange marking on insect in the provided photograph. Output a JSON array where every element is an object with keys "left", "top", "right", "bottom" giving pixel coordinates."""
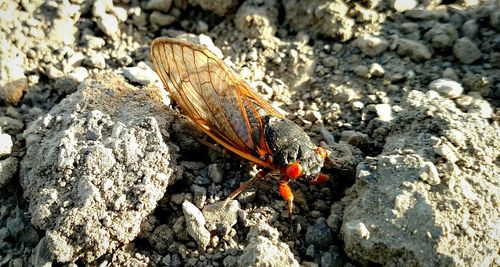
[
  {"left": 316, "top": 146, "right": 327, "bottom": 159},
  {"left": 285, "top": 162, "right": 303, "bottom": 179}
]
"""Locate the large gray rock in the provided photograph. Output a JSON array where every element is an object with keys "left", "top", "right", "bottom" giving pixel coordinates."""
[
  {"left": 341, "top": 90, "right": 499, "bottom": 266},
  {"left": 21, "top": 73, "right": 180, "bottom": 263},
  {"left": 284, "top": 0, "right": 355, "bottom": 41}
]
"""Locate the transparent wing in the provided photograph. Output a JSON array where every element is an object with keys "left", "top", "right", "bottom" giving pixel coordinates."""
[{"left": 151, "top": 37, "right": 283, "bottom": 166}]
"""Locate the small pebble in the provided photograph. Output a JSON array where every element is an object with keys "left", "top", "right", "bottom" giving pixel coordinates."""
[
  {"left": 0, "top": 157, "right": 18, "bottom": 188},
  {"left": 191, "top": 184, "right": 207, "bottom": 209},
  {"left": 305, "top": 218, "right": 332, "bottom": 250},
  {"left": 123, "top": 62, "right": 159, "bottom": 85},
  {"left": 369, "top": 63, "right": 385, "bottom": 77},
  {"left": 146, "top": 0, "right": 173, "bottom": 12},
  {"left": 392, "top": 0, "right": 417, "bottom": 12},
  {"left": 0, "top": 134, "right": 13, "bottom": 157},
  {"left": 375, "top": 104, "right": 392, "bottom": 121},
  {"left": 182, "top": 200, "right": 211, "bottom": 250},
  {"left": 97, "top": 13, "right": 119, "bottom": 37},
  {"left": 87, "top": 52, "right": 106, "bottom": 69},
  {"left": 453, "top": 37, "right": 482, "bottom": 64},
  {"left": 354, "top": 65, "right": 370, "bottom": 78},
  {"left": 354, "top": 35, "right": 388, "bottom": 57},
  {"left": 396, "top": 38, "right": 432, "bottom": 62},
  {"left": 343, "top": 220, "right": 370, "bottom": 239},
  {"left": 150, "top": 11, "right": 176, "bottom": 27},
  {"left": 69, "top": 67, "right": 89, "bottom": 82},
  {"left": 429, "top": 78, "right": 463, "bottom": 99},
  {"left": 207, "top": 163, "right": 224, "bottom": 184},
  {"left": 419, "top": 161, "right": 440, "bottom": 185}
]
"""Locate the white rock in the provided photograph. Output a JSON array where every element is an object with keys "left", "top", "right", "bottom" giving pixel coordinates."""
[
  {"left": 0, "top": 134, "right": 13, "bottom": 157},
  {"left": 182, "top": 200, "right": 211, "bottom": 250},
  {"left": 87, "top": 52, "right": 106, "bottom": 69},
  {"left": 392, "top": 0, "right": 417, "bottom": 12},
  {"left": 122, "top": 62, "right": 160, "bottom": 86},
  {"left": 69, "top": 67, "right": 89, "bottom": 82},
  {"left": 429, "top": 78, "right": 463, "bottom": 99},
  {"left": 97, "top": 13, "right": 119, "bottom": 37},
  {"left": 419, "top": 162, "right": 440, "bottom": 185},
  {"left": 375, "top": 104, "right": 392, "bottom": 121},
  {"left": 354, "top": 35, "right": 389, "bottom": 57},
  {"left": 369, "top": 63, "right": 385, "bottom": 77}
]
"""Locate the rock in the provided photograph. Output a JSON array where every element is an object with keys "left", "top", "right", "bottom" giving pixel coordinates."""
[
  {"left": 392, "top": 0, "right": 417, "bottom": 12},
  {"left": 191, "top": 0, "right": 238, "bottom": 16},
  {"left": 97, "top": 13, "right": 119, "bottom": 37},
  {"left": 375, "top": 104, "right": 392, "bottom": 121},
  {"left": 423, "top": 23, "right": 458, "bottom": 50},
  {"left": 340, "top": 131, "right": 368, "bottom": 147},
  {"left": 491, "top": 10, "right": 500, "bottom": 30},
  {"left": 182, "top": 200, "right": 211, "bottom": 250},
  {"left": 123, "top": 61, "right": 160, "bottom": 86},
  {"left": 284, "top": 0, "right": 355, "bottom": 41},
  {"left": 150, "top": 11, "right": 176, "bottom": 27},
  {"left": 202, "top": 200, "right": 239, "bottom": 234},
  {"left": 47, "top": 18, "right": 77, "bottom": 46},
  {"left": 92, "top": 0, "right": 126, "bottom": 36},
  {"left": 82, "top": 34, "right": 106, "bottom": 50},
  {"left": 0, "top": 157, "right": 18, "bottom": 188},
  {"left": 369, "top": 63, "right": 385, "bottom": 77},
  {"left": 149, "top": 224, "right": 173, "bottom": 254},
  {"left": 396, "top": 38, "right": 432, "bottom": 62},
  {"left": 20, "top": 73, "right": 177, "bottom": 263},
  {"left": 0, "top": 36, "right": 27, "bottom": 106},
  {"left": 246, "top": 223, "right": 280, "bottom": 242},
  {"left": 146, "top": 0, "right": 172, "bottom": 12},
  {"left": 191, "top": 184, "right": 207, "bottom": 209},
  {"left": 469, "top": 99, "right": 493, "bottom": 119},
  {"left": 69, "top": 67, "right": 89, "bottom": 83},
  {"left": 0, "top": 133, "right": 13, "bottom": 157},
  {"left": 321, "top": 248, "right": 342, "bottom": 267},
  {"left": 234, "top": 0, "right": 278, "bottom": 39},
  {"left": 429, "top": 78, "right": 463, "bottom": 99},
  {"left": 207, "top": 163, "right": 224, "bottom": 183},
  {"left": 353, "top": 65, "right": 370, "bottom": 78},
  {"left": 305, "top": 218, "right": 333, "bottom": 250},
  {"left": 461, "top": 19, "right": 478, "bottom": 40},
  {"left": 419, "top": 161, "right": 440, "bottom": 185},
  {"left": 322, "top": 56, "right": 339, "bottom": 68},
  {"left": 453, "top": 37, "right": 482, "bottom": 64},
  {"left": 86, "top": 52, "right": 106, "bottom": 69},
  {"left": 238, "top": 236, "right": 299, "bottom": 267},
  {"left": 442, "top": 68, "right": 458, "bottom": 81},
  {"left": 32, "top": 237, "right": 52, "bottom": 267},
  {"left": 342, "top": 90, "right": 500, "bottom": 266}
]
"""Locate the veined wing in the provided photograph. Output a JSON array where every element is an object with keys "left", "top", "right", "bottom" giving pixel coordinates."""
[{"left": 151, "top": 37, "right": 283, "bottom": 166}]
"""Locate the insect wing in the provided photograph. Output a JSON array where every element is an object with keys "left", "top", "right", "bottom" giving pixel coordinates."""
[{"left": 151, "top": 37, "right": 282, "bottom": 166}]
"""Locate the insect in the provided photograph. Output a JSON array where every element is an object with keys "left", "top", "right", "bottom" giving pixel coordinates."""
[{"left": 151, "top": 37, "right": 330, "bottom": 221}]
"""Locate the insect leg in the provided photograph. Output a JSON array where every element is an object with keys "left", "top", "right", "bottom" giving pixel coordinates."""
[
  {"left": 310, "top": 173, "right": 329, "bottom": 185},
  {"left": 224, "top": 169, "right": 269, "bottom": 206},
  {"left": 278, "top": 178, "right": 294, "bottom": 223}
]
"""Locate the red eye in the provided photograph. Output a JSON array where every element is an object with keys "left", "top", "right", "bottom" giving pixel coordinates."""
[
  {"left": 285, "top": 162, "right": 303, "bottom": 179},
  {"left": 316, "top": 146, "right": 327, "bottom": 159}
]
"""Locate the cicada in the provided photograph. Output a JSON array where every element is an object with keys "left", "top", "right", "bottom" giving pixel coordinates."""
[{"left": 151, "top": 37, "right": 330, "bottom": 221}]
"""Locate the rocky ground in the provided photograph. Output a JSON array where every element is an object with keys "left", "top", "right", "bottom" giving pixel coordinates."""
[{"left": 1, "top": 0, "right": 499, "bottom": 266}]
